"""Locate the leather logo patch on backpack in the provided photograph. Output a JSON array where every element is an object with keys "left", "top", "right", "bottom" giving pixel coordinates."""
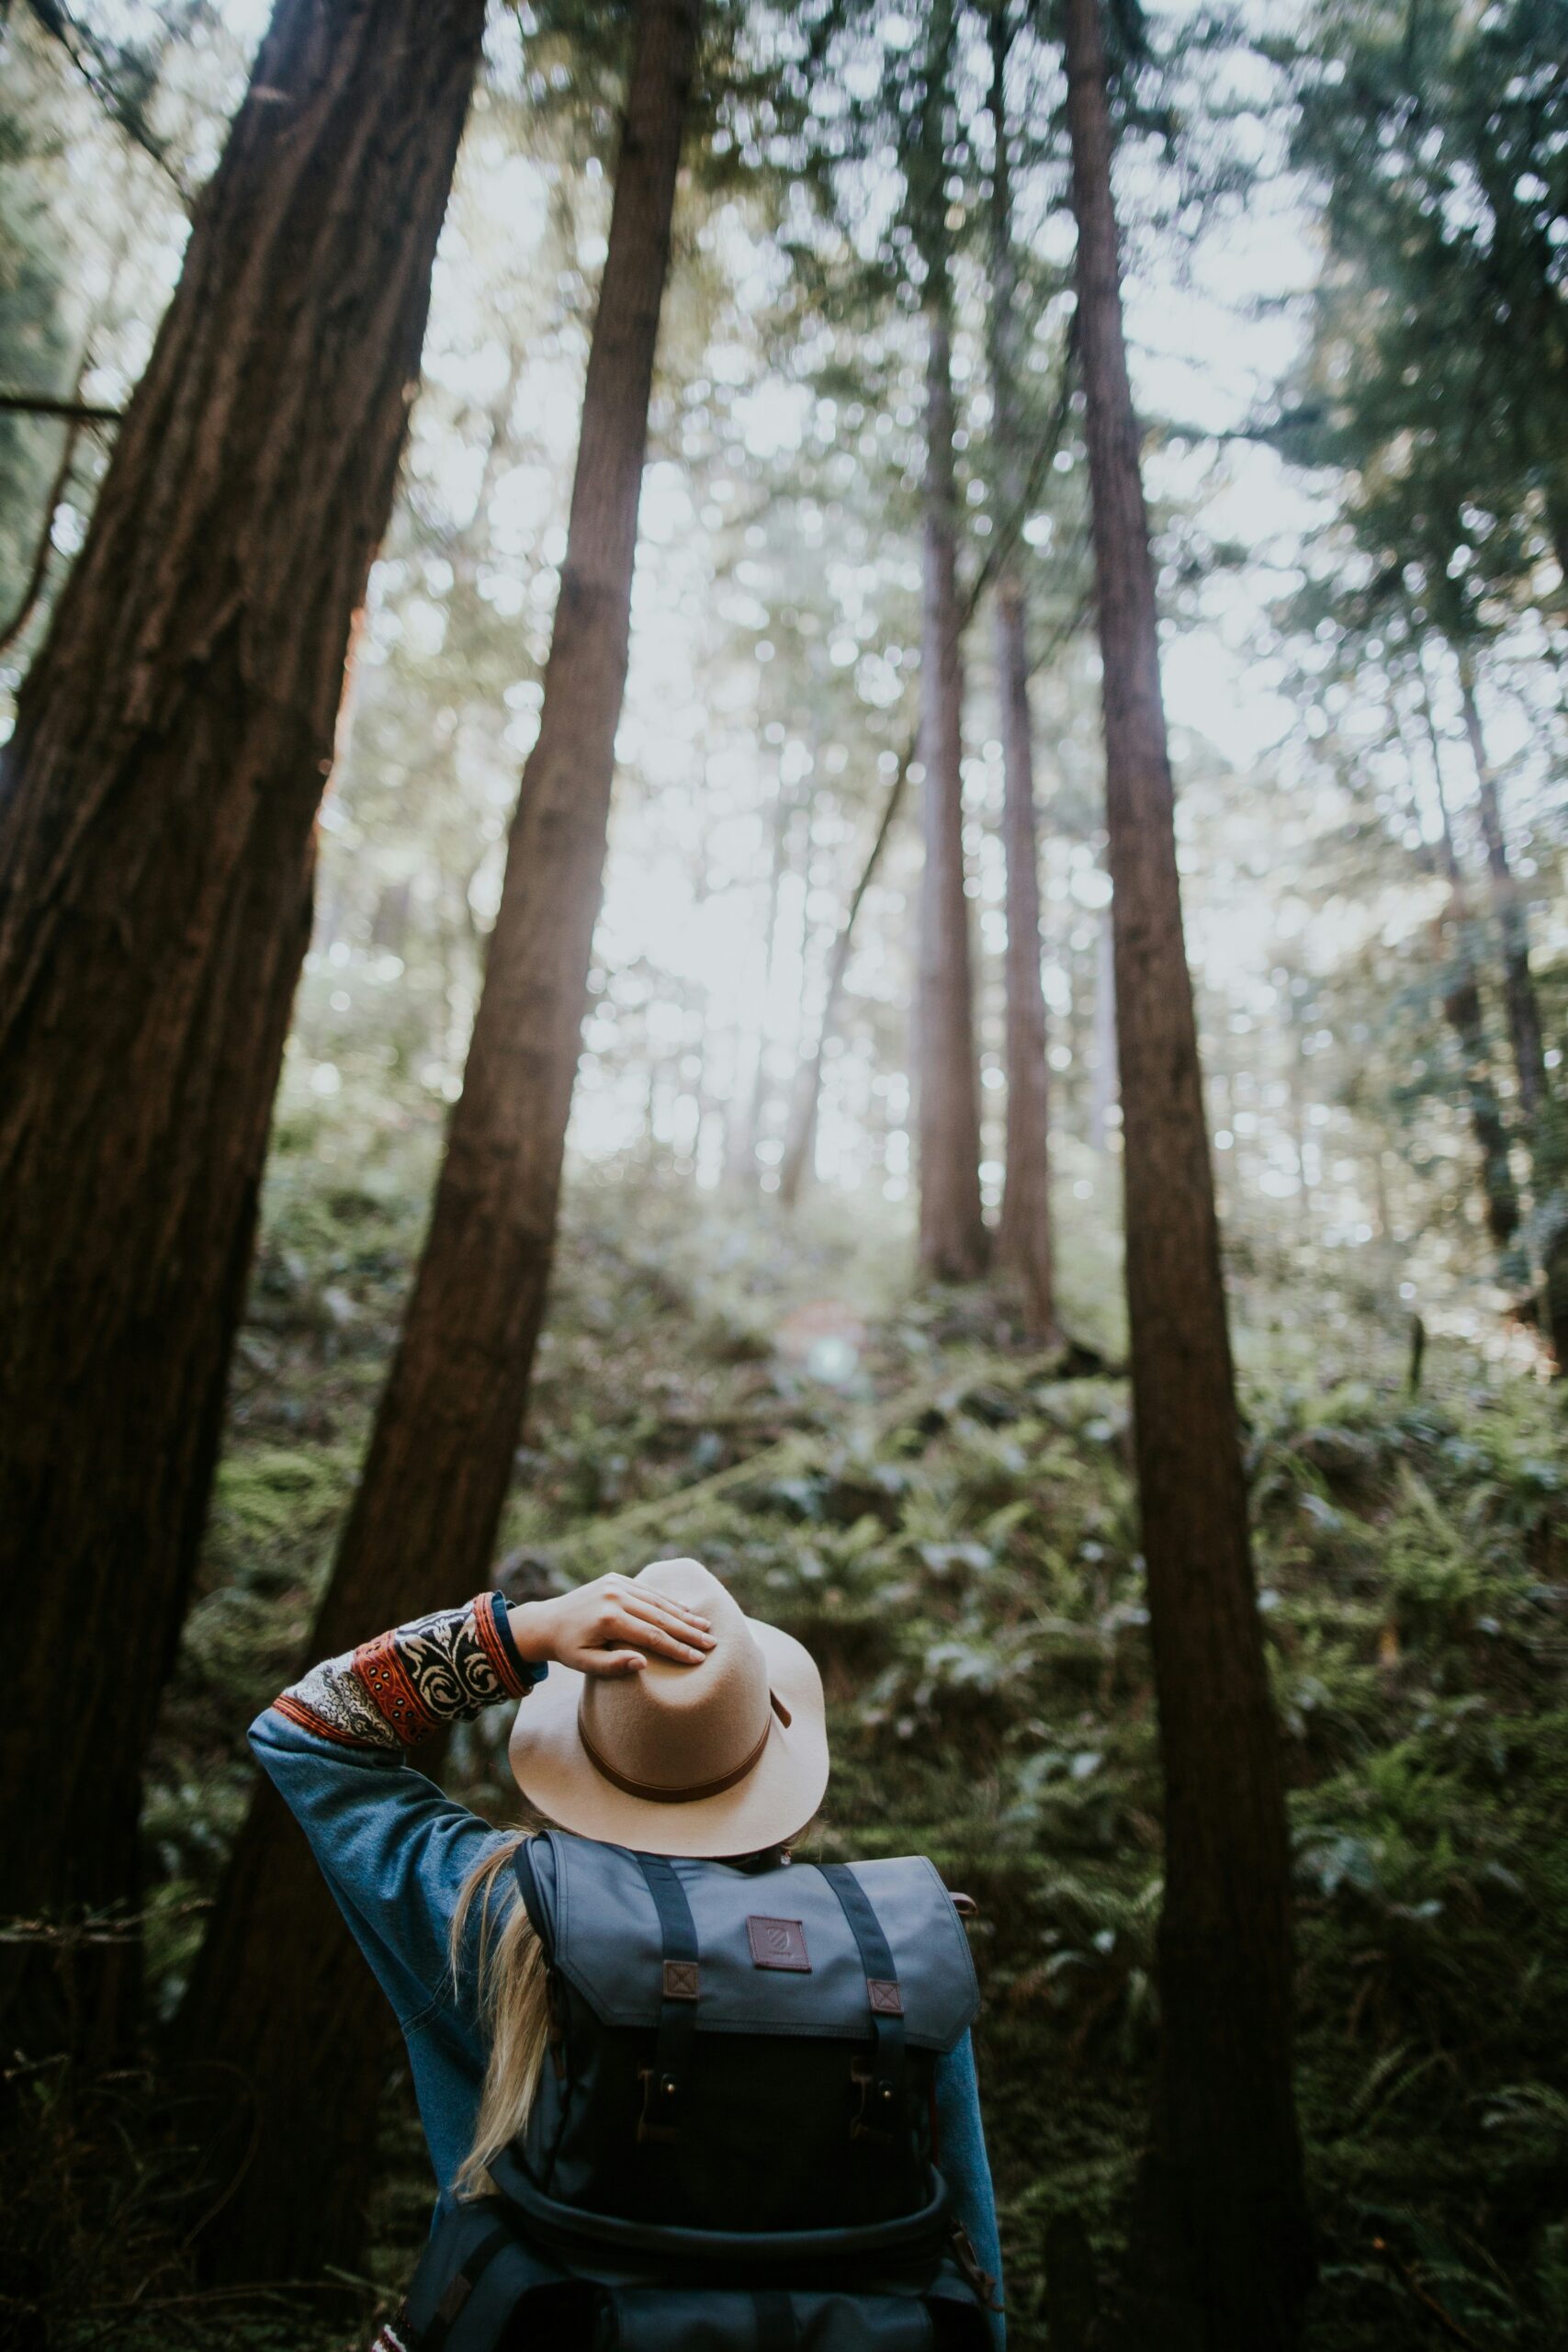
[{"left": 746, "top": 1915, "right": 811, "bottom": 1972}]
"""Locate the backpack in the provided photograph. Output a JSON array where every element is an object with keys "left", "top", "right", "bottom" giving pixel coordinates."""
[{"left": 392, "top": 1830, "right": 998, "bottom": 2352}]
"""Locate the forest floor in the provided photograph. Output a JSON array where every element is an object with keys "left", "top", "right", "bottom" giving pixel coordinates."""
[{"left": 11, "top": 1144, "right": 1568, "bottom": 2351}]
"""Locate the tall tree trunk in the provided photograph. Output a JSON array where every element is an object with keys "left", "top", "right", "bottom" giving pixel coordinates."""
[
  {"left": 729, "top": 774, "right": 791, "bottom": 1183},
  {"left": 915, "top": 292, "right": 988, "bottom": 1281},
  {"left": 178, "top": 0, "right": 701, "bottom": 2283},
  {"left": 1061, "top": 1, "right": 1314, "bottom": 2342},
  {"left": 993, "top": 580, "right": 1055, "bottom": 1325},
  {"left": 1455, "top": 653, "right": 1547, "bottom": 1115},
  {"left": 777, "top": 1027, "right": 825, "bottom": 1206},
  {"left": 1416, "top": 670, "right": 1526, "bottom": 1272},
  {"left": 778, "top": 751, "right": 910, "bottom": 1211},
  {"left": 0, "top": 0, "right": 486, "bottom": 2064},
  {"left": 1089, "top": 902, "right": 1118, "bottom": 1154},
  {"left": 777, "top": 354, "right": 1077, "bottom": 1208},
  {"left": 987, "top": 2, "right": 1055, "bottom": 1336},
  {"left": 1452, "top": 652, "right": 1568, "bottom": 1363}
]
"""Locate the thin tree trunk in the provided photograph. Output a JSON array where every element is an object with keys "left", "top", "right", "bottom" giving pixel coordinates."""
[
  {"left": 987, "top": 3, "right": 1055, "bottom": 1335},
  {"left": 0, "top": 0, "right": 486, "bottom": 2063},
  {"left": 1061, "top": 1, "right": 1313, "bottom": 2342},
  {"left": 730, "top": 774, "right": 791, "bottom": 1183},
  {"left": 777, "top": 757, "right": 908, "bottom": 1208},
  {"left": 778, "top": 357, "right": 1080, "bottom": 1195},
  {"left": 777, "top": 1027, "right": 824, "bottom": 1205},
  {"left": 993, "top": 578, "right": 1055, "bottom": 1325},
  {"left": 0, "top": 407, "right": 84, "bottom": 659},
  {"left": 1417, "top": 672, "right": 1525, "bottom": 1268},
  {"left": 1451, "top": 659, "right": 1568, "bottom": 1362},
  {"left": 0, "top": 391, "right": 124, "bottom": 424},
  {"left": 1455, "top": 653, "right": 1547, "bottom": 1116},
  {"left": 1089, "top": 902, "right": 1117, "bottom": 1153},
  {"left": 1439, "top": 940, "right": 1522, "bottom": 1261},
  {"left": 1283, "top": 989, "right": 1314, "bottom": 1240},
  {"left": 916, "top": 292, "right": 988, "bottom": 1281},
  {"left": 179, "top": 0, "right": 701, "bottom": 2282}
]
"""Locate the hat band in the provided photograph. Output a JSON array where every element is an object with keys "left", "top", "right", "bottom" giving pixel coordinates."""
[{"left": 576, "top": 1701, "right": 775, "bottom": 1806}]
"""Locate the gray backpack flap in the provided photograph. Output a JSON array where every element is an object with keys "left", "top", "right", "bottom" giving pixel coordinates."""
[{"left": 513, "top": 1834, "right": 979, "bottom": 2245}]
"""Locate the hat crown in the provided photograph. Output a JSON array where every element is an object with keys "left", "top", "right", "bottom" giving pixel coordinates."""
[{"left": 577, "top": 1559, "right": 771, "bottom": 1799}]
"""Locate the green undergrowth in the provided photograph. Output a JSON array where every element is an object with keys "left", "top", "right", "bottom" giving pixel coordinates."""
[{"left": 16, "top": 1159, "right": 1568, "bottom": 2350}]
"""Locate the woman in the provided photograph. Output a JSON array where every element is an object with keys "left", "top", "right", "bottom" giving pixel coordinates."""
[{"left": 256, "top": 1555, "right": 1005, "bottom": 2348}]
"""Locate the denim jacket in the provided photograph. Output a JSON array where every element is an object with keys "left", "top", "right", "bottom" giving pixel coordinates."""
[{"left": 254, "top": 1592, "right": 1005, "bottom": 2342}]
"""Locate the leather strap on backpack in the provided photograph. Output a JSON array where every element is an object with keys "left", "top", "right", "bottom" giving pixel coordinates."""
[
  {"left": 633, "top": 1850, "right": 702, "bottom": 2143},
  {"left": 818, "top": 1863, "right": 908, "bottom": 2146},
  {"left": 511, "top": 1838, "right": 553, "bottom": 1951}
]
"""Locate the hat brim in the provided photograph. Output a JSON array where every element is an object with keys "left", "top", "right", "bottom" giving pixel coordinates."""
[{"left": 507, "top": 1619, "right": 829, "bottom": 1859}]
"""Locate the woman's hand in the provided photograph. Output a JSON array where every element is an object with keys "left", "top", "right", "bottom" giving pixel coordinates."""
[{"left": 508, "top": 1575, "right": 716, "bottom": 1678}]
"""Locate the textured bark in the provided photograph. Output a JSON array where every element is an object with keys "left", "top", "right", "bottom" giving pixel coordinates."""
[
  {"left": 1451, "top": 659, "right": 1568, "bottom": 1363},
  {"left": 179, "top": 0, "right": 700, "bottom": 2283},
  {"left": 1456, "top": 658, "right": 1547, "bottom": 1117},
  {"left": 993, "top": 578, "right": 1055, "bottom": 1331},
  {"left": 915, "top": 296, "right": 988, "bottom": 1281},
  {"left": 0, "top": 0, "right": 485, "bottom": 2062},
  {"left": 1062, "top": 1, "right": 1314, "bottom": 2342},
  {"left": 987, "top": 9, "right": 1055, "bottom": 1336}
]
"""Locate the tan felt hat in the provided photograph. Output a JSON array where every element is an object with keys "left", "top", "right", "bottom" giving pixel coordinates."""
[{"left": 508, "top": 1558, "right": 829, "bottom": 1859}]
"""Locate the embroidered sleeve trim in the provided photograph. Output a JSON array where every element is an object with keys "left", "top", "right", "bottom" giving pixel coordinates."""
[
  {"left": 477, "top": 1589, "right": 544, "bottom": 1696},
  {"left": 272, "top": 1691, "right": 377, "bottom": 1747},
  {"left": 354, "top": 1627, "right": 441, "bottom": 1746},
  {"left": 273, "top": 1652, "right": 400, "bottom": 1748},
  {"left": 271, "top": 1594, "right": 545, "bottom": 1752}
]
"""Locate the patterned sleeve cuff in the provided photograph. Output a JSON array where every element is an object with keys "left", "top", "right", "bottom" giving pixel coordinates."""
[{"left": 273, "top": 1593, "right": 547, "bottom": 1750}]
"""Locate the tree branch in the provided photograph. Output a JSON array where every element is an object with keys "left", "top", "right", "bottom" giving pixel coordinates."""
[
  {"left": 0, "top": 410, "right": 85, "bottom": 659},
  {"left": 0, "top": 391, "right": 123, "bottom": 424}
]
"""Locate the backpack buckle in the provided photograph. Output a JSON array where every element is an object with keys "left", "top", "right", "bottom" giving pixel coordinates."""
[
  {"left": 637, "top": 2064, "right": 682, "bottom": 2145},
  {"left": 950, "top": 2220, "right": 1004, "bottom": 2312},
  {"left": 849, "top": 2052, "right": 900, "bottom": 2146}
]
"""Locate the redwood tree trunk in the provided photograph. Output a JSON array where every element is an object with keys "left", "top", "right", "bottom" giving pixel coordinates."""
[
  {"left": 1452, "top": 657, "right": 1568, "bottom": 1362},
  {"left": 915, "top": 293, "right": 988, "bottom": 1281},
  {"left": 1456, "top": 657, "right": 1547, "bottom": 1115},
  {"left": 987, "top": 5, "right": 1055, "bottom": 1337},
  {"left": 179, "top": 0, "right": 701, "bottom": 2283},
  {"left": 1061, "top": 0, "right": 1313, "bottom": 2340},
  {"left": 993, "top": 575, "right": 1055, "bottom": 1333},
  {"left": 0, "top": 0, "right": 485, "bottom": 2062}
]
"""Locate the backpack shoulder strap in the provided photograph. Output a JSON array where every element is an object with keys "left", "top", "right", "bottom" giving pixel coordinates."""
[
  {"left": 510, "top": 1838, "right": 552, "bottom": 1955},
  {"left": 818, "top": 1862, "right": 907, "bottom": 2145},
  {"left": 632, "top": 1850, "right": 701, "bottom": 2145}
]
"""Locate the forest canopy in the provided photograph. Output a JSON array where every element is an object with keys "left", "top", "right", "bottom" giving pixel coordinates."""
[{"left": 1, "top": 0, "right": 1565, "bottom": 2347}]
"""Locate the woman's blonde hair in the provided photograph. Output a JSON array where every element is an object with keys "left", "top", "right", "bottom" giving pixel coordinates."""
[{"left": 448, "top": 1838, "right": 552, "bottom": 2198}]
